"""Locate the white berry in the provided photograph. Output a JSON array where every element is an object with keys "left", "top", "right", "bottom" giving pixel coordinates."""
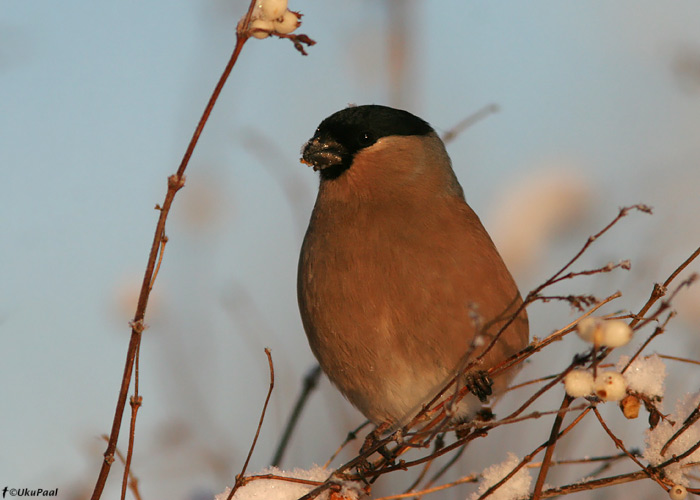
[
  {"left": 577, "top": 317, "right": 603, "bottom": 344},
  {"left": 594, "top": 371, "right": 627, "bottom": 401},
  {"left": 250, "top": 18, "right": 273, "bottom": 39},
  {"left": 600, "top": 319, "right": 632, "bottom": 347},
  {"left": 564, "top": 370, "right": 594, "bottom": 398},
  {"left": 260, "top": 0, "right": 288, "bottom": 20},
  {"left": 669, "top": 484, "right": 687, "bottom": 500},
  {"left": 273, "top": 9, "right": 300, "bottom": 34}
]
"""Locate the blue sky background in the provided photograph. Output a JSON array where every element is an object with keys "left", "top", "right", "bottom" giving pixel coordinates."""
[{"left": 2, "top": 2, "right": 700, "bottom": 499}]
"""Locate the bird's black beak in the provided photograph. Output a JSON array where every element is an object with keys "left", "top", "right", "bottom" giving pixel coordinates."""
[{"left": 301, "top": 136, "right": 348, "bottom": 172}]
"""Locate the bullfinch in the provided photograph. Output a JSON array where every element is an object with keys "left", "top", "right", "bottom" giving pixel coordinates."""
[{"left": 298, "top": 104, "right": 529, "bottom": 428}]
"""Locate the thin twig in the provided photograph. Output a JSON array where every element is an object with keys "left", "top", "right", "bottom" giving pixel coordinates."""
[
  {"left": 227, "top": 348, "right": 275, "bottom": 500},
  {"left": 399, "top": 204, "right": 639, "bottom": 430},
  {"left": 628, "top": 274, "right": 695, "bottom": 335},
  {"left": 658, "top": 354, "right": 700, "bottom": 366},
  {"left": 620, "top": 313, "right": 674, "bottom": 374},
  {"left": 294, "top": 217, "right": 699, "bottom": 500},
  {"left": 526, "top": 451, "right": 634, "bottom": 469},
  {"left": 415, "top": 442, "right": 468, "bottom": 499},
  {"left": 532, "top": 395, "right": 572, "bottom": 499},
  {"left": 495, "top": 292, "right": 622, "bottom": 382},
  {"left": 364, "top": 221, "right": 630, "bottom": 464},
  {"left": 100, "top": 435, "right": 143, "bottom": 500},
  {"left": 507, "top": 374, "right": 559, "bottom": 393},
  {"left": 323, "top": 420, "right": 371, "bottom": 469},
  {"left": 536, "top": 451, "right": 700, "bottom": 498},
  {"left": 272, "top": 364, "right": 322, "bottom": 466},
  {"left": 121, "top": 342, "right": 142, "bottom": 500},
  {"left": 592, "top": 407, "right": 665, "bottom": 488},
  {"left": 375, "top": 406, "right": 592, "bottom": 484},
  {"left": 400, "top": 291, "right": 620, "bottom": 445},
  {"left": 374, "top": 474, "right": 479, "bottom": 500},
  {"left": 658, "top": 427, "right": 700, "bottom": 468},
  {"left": 441, "top": 104, "right": 500, "bottom": 144},
  {"left": 630, "top": 245, "right": 700, "bottom": 328},
  {"left": 411, "top": 403, "right": 591, "bottom": 443},
  {"left": 535, "top": 470, "right": 649, "bottom": 498},
  {"left": 235, "top": 473, "right": 323, "bottom": 488},
  {"left": 90, "top": 22, "right": 252, "bottom": 500},
  {"left": 402, "top": 438, "right": 439, "bottom": 495},
  {"left": 476, "top": 407, "right": 591, "bottom": 500},
  {"left": 547, "top": 260, "right": 631, "bottom": 287},
  {"left": 149, "top": 235, "right": 168, "bottom": 290},
  {"left": 660, "top": 401, "right": 700, "bottom": 457}
]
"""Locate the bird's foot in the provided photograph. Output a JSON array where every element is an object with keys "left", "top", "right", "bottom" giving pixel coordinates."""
[
  {"left": 360, "top": 422, "right": 391, "bottom": 455},
  {"left": 475, "top": 407, "right": 495, "bottom": 421},
  {"left": 354, "top": 457, "right": 374, "bottom": 480},
  {"left": 360, "top": 422, "right": 395, "bottom": 461},
  {"left": 466, "top": 370, "right": 493, "bottom": 403}
]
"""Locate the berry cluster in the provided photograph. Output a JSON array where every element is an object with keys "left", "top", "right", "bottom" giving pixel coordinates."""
[
  {"left": 564, "top": 369, "right": 627, "bottom": 401},
  {"left": 249, "top": 0, "right": 300, "bottom": 39},
  {"left": 563, "top": 317, "right": 635, "bottom": 400},
  {"left": 576, "top": 317, "right": 632, "bottom": 348}
]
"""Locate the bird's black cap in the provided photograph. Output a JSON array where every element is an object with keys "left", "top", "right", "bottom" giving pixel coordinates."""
[{"left": 302, "top": 105, "right": 434, "bottom": 180}]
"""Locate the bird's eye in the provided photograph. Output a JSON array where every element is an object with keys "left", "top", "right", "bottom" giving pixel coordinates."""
[{"left": 358, "top": 131, "right": 375, "bottom": 147}]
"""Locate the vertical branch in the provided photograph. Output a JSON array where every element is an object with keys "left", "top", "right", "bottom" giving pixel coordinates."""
[
  {"left": 532, "top": 395, "right": 573, "bottom": 499},
  {"left": 271, "top": 364, "right": 322, "bottom": 466},
  {"left": 100, "top": 435, "right": 144, "bottom": 500},
  {"left": 121, "top": 342, "right": 142, "bottom": 500},
  {"left": 90, "top": 25, "right": 252, "bottom": 500},
  {"left": 227, "top": 349, "right": 275, "bottom": 500},
  {"left": 386, "top": 0, "right": 414, "bottom": 108}
]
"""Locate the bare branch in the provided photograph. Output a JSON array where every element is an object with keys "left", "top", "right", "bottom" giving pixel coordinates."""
[{"left": 227, "top": 349, "right": 275, "bottom": 500}]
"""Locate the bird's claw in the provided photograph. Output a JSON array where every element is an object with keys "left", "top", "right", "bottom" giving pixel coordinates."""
[{"left": 466, "top": 370, "right": 493, "bottom": 403}]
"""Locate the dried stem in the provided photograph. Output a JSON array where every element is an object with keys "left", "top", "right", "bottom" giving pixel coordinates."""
[
  {"left": 100, "top": 435, "right": 143, "bottom": 500},
  {"left": 621, "top": 313, "right": 674, "bottom": 374},
  {"left": 91, "top": 13, "right": 252, "bottom": 499},
  {"left": 236, "top": 473, "right": 322, "bottom": 488},
  {"left": 323, "top": 421, "right": 371, "bottom": 469},
  {"left": 536, "top": 470, "right": 650, "bottom": 498},
  {"left": 374, "top": 474, "right": 479, "bottom": 500},
  {"left": 532, "top": 395, "right": 573, "bottom": 499},
  {"left": 630, "top": 245, "right": 700, "bottom": 328},
  {"left": 227, "top": 348, "right": 275, "bottom": 500},
  {"left": 658, "top": 430, "right": 700, "bottom": 468},
  {"left": 476, "top": 407, "right": 591, "bottom": 500},
  {"left": 467, "top": 207, "right": 645, "bottom": 398},
  {"left": 527, "top": 451, "right": 634, "bottom": 469},
  {"left": 121, "top": 342, "right": 142, "bottom": 500},
  {"left": 357, "top": 210, "right": 639, "bottom": 471},
  {"left": 284, "top": 209, "right": 700, "bottom": 500},
  {"left": 441, "top": 104, "right": 500, "bottom": 144},
  {"left": 658, "top": 354, "right": 700, "bottom": 366},
  {"left": 289, "top": 243, "right": 699, "bottom": 500},
  {"left": 660, "top": 401, "right": 700, "bottom": 456},
  {"left": 592, "top": 407, "right": 665, "bottom": 488},
  {"left": 272, "top": 364, "right": 322, "bottom": 466}
]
